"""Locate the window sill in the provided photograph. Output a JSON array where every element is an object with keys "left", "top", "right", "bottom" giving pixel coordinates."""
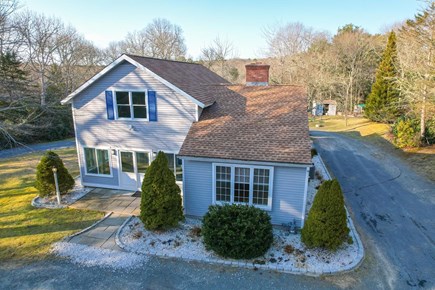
[
  {"left": 84, "top": 173, "right": 113, "bottom": 178},
  {"left": 116, "top": 118, "right": 149, "bottom": 122},
  {"left": 214, "top": 201, "right": 272, "bottom": 211}
]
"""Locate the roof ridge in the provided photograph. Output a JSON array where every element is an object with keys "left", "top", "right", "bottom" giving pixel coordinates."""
[{"left": 125, "top": 53, "right": 202, "bottom": 65}]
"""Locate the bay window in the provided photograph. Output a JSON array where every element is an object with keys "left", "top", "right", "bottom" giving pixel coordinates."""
[{"left": 213, "top": 164, "right": 273, "bottom": 210}]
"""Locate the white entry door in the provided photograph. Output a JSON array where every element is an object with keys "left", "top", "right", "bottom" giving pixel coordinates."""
[{"left": 119, "top": 151, "right": 151, "bottom": 190}]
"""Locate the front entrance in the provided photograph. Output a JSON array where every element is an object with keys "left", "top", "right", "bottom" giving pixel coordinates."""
[{"left": 119, "top": 151, "right": 151, "bottom": 190}]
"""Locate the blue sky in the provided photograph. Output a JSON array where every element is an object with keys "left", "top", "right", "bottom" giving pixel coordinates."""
[{"left": 23, "top": 0, "right": 421, "bottom": 59}]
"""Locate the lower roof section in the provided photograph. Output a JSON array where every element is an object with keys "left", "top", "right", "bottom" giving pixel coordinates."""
[{"left": 179, "top": 85, "right": 312, "bottom": 165}]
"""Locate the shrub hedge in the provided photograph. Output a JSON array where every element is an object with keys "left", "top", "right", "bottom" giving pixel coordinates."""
[
  {"left": 35, "top": 151, "right": 74, "bottom": 197},
  {"left": 140, "top": 151, "right": 184, "bottom": 230},
  {"left": 202, "top": 204, "right": 273, "bottom": 259},
  {"left": 301, "top": 179, "right": 349, "bottom": 251}
]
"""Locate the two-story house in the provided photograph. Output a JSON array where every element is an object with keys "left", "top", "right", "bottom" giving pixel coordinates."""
[{"left": 61, "top": 54, "right": 312, "bottom": 227}]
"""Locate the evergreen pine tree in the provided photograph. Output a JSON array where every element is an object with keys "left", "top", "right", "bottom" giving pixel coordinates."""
[
  {"left": 35, "top": 151, "right": 75, "bottom": 197},
  {"left": 365, "top": 31, "right": 401, "bottom": 123},
  {"left": 301, "top": 179, "right": 350, "bottom": 251},
  {"left": 140, "top": 151, "right": 184, "bottom": 230}
]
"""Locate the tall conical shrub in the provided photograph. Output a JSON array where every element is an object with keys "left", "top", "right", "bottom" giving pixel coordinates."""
[
  {"left": 35, "top": 151, "right": 75, "bottom": 197},
  {"left": 301, "top": 179, "right": 349, "bottom": 251},
  {"left": 365, "top": 31, "right": 401, "bottom": 123},
  {"left": 140, "top": 151, "right": 184, "bottom": 230}
]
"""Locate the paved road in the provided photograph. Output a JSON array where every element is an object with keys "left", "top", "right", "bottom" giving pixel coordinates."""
[
  {"left": 0, "top": 257, "right": 339, "bottom": 290},
  {"left": 312, "top": 131, "right": 435, "bottom": 290},
  {"left": 0, "top": 139, "right": 75, "bottom": 159}
]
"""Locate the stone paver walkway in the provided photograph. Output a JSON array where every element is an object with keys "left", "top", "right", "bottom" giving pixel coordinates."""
[
  {"left": 70, "top": 188, "right": 140, "bottom": 215},
  {"left": 68, "top": 188, "right": 140, "bottom": 251},
  {"left": 68, "top": 213, "right": 126, "bottom": 251}
]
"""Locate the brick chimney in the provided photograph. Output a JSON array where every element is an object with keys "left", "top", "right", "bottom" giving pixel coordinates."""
[{"left": 245, "top": 63, "right": 270, "bottom": 86}]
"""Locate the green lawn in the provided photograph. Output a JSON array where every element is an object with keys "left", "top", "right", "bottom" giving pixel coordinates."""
[
  {"left": 0, "top": 147, "right": 103, "bottom": 261},
  {"left": 309, "top": 116, "right": 435, "bottom": 182}
]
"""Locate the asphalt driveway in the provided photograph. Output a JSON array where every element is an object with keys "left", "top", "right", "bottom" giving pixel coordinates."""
[
  {"left": 1, "top": 132, "right": 433, "bottom": 289},
  {"left": 0, "top": 139, "right": 75, "bottom": 159},
  {"left": 311, "top": 131, "right": 434, "bottom": 289}
]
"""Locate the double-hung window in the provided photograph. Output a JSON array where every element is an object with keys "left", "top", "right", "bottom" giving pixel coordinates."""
[
  {"left": 84, "top": 148, "right": 111, "bottom": 175},
  {"left": 213, "top": 164, "right": 273, "bottom": 210},
  {"left": 115, "top": 91, "right": 147, "bottom": 120}
]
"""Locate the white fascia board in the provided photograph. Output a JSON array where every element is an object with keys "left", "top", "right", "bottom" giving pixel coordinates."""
[
  {"left": 61, "top": 54, "right": 206, "bottom": 108},
  {"left": 61, "top": 55, "right": 130, "bottom": 105},
  {"left": 179, "top": 155, "right": 312, "bottom": 168}
]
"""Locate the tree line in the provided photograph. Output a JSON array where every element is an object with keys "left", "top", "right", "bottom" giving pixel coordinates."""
[
  {"left": 261, "top": 2, "right": 434, "bottom": 147},
  {"left": 0, "top": 0, "right": 433, "bottom": 149}
]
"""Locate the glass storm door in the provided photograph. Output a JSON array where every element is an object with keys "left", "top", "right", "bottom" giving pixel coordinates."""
[
  {"left": 119, "top": 151, "right": 137, "bottom": 190},
  {"left": 119, "top": 151, "right": 151, "bottom": 190},
  {"left": 136, "top": 152, "right": 150, "bottom": 188}
]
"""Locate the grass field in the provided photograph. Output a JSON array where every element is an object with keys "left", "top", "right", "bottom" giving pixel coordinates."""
[
  {"left": 0, "top": 148, "right": 103, "bottom": 261},
  {"left": 309, "top": 116, "right": 435, "bottom": 182}
]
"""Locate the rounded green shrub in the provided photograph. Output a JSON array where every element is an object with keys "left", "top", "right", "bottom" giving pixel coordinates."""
[
  {"left": 202, "top": 204, "right": 273, "bottom": 259},
  {"left": 35, "top": 150, "right": 75, "bottom": 197},
  {"left": 301, "top": 179, "right": 349, "bottom": 251},
  {"left": 392, "top": 118, "right": 420, "bottom": 148},
  {"left": 140, "top": 151, "right": 184, "bottom": 231}
]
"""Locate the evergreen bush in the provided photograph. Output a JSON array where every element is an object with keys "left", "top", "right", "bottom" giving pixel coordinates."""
[
  {"left": 202, "top": 204, "right": 273, "bottom": 259},
  {"left": 301, "top": 179, "right": 349, "bottom": 251},
  {"left": 425, "top": 118, "right": 435, "bottom": 145},
  {"left": 35, "top": 151, "right": 75, "bottom": 197},
  {"left": 392, "top": 118, "right": 420, "bottom": 148},
  {"left": 140, "top": 151, "right": 184, "bottom": 230},
  {"left": 365, "top": 31, "right": 401, "bottom": 123}
]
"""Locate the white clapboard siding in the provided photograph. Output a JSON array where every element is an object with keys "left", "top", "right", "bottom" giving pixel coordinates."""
[{"left": 72, "top": 61, "right": 197, "bottom": 187}]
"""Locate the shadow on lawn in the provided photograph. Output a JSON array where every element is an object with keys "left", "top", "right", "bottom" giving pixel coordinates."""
[{"left": 0, "top": 218, "right": 100, "bottom": 239}]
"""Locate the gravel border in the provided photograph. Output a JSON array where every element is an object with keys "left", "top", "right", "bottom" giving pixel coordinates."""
[
  {"left": 316, "top": 152, "right": 365, "bottom": 274},
  {"left": 115, "top": 153, "right": 364, "bottom": 276},
  {"left": 31, "top": 176, "right": 93, "bottom": 209}
]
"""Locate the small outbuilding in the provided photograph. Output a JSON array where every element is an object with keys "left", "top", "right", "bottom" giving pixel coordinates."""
[{"left": 312, "top": 100, "right": 337, "bottom": 116}]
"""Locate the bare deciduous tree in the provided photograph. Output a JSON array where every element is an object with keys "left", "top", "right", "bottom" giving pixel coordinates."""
[
  {"left": 200, "top": 36, "right": 236, "bottom": 79},
  {"left": 0, "top": 0, "right": 20, "bottom": 54},
  {"left": 105, "top": 18, "right": 187, "bottom": 61},
  {"left": 13, "top": 10, "right": 64, "bottom": 106},
  {"left": 263, "top": 22, "right": 329, "bottom": 83},
  {"left": 397, "top": 1, "right": 435, "bottom": 141},
  {"left": 143, "top": 18, "right": 186, "bottom": 59}
]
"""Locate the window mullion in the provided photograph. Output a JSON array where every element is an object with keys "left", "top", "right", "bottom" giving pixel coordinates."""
[
  {"left": 249, "top": 167, "right": 254, "bottom": 205},
  {"left": 230, "top": 166, "right": 234, "bottom": 203},
  {"left": 129, "top": 92, "right": 133, "bottom": 119},
  {"left": 94, "top": 149, "right": 99, "bottom": 175}
]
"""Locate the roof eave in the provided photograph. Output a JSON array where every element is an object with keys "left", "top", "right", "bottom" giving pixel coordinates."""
[
  {"left": 60, "top": 54, "right": 207, "bottom": 108},
  {"left": 178, "top": 155, "right": 312, "bottom": 167}
]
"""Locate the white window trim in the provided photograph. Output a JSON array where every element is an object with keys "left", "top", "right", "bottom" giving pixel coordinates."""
[
  {"left": 212, "top": 163, "right": 274, "bottom": 211},
  {"left": 157, "top": 151, "right": 183, "bottom": 182},
  {"left": 113, "top": 89, "right": 149, "bottom": 121},
  {"left": 118, "top": 149, "right": 152, "bottom": 190},
  {"left": 83, "top": 146, "right": 113, "bottom": 177}
]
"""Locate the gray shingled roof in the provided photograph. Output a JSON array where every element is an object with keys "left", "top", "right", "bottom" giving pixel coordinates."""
[
  {"left": 127, "top": 54, "right": 230, "bottom": 106},
  {"left": 179, "top": 85, "right": 312, "bottom": 165}
]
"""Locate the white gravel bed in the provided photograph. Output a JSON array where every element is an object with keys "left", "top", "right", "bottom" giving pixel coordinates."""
[
  {"left": 116, "top": 153, "right": 363, "bottom": 275},
  {"left": 51, "top": 242, "right": 148, "bottom": 270},
  {"left": 118, "top": 217, "right": 358, "bottom": 275},
  {"left": 32, "top": 177, "right": 93, "bottom": 209}
]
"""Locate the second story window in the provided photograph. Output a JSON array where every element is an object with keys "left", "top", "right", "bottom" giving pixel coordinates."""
[{"left": 115, "top": 91, "right": 147, "bottom": 120}]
